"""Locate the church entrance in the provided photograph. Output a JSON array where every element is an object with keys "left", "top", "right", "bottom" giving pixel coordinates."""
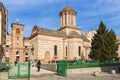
[{"left": 44, "top": 51, "right": 50, "bottom": 62}]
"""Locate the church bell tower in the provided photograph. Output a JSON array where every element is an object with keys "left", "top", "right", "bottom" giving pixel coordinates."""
[{"left": 10, "top": 23, "right": 24, "bottom": 62}]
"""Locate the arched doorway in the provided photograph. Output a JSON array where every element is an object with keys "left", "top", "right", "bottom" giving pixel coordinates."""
[{"left": 44, "top": 51, "right": 50, "bottom": 62}]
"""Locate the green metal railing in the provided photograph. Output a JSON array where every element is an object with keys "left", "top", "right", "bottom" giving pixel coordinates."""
[
  {"left": 0, "top": 62, "right": 9, "bottom": 72},
  {"left": 8, "top": 61, "right": 31, "bottom": 80},
  {"left": 57, "top": 60, "right": 120, "bottom": 76},
  {"left": 57, "top": 60, "right": 67, "bottom": 77}
]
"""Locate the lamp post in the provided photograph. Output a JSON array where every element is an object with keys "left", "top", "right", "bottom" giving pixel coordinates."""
[{"left": 31, "top": 47, "right": 34, "bottom": 62}]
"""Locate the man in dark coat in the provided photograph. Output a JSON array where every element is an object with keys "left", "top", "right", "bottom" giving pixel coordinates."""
[{"left": 37, "top": 60, "right": 41, "bottom": 72}]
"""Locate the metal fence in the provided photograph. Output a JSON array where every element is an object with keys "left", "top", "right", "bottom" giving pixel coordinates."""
[
  {"left": 57, "top": 60, "right": 67, "bottom": 77},
  {"left": 8, "top": 61, "right": 30, "bottom": 80},
  {"left": 57, "top": 60, "right": 120, "bottom": 76},
  {"left": 0, "top": 62, "right": 9, "bottom": 72},
  {"left": 67, "top": 60, "right": 120, "bottom": 69}
]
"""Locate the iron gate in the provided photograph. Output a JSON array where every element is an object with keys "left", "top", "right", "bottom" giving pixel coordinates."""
[
  {"left": 57, "top": 60, "right": 67, "bottom": 76},
  {"left": 8, "top": 61, "right": 30, "bottom": 80}
]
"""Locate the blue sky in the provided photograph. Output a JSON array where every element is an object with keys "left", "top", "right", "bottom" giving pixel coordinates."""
[{"left": 1, "top": 0, "right": 120, "bottom": 37}]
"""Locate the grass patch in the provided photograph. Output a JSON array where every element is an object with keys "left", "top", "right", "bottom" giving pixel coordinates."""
[{"left": 67, "top": 60, "right": 120, "bottom": 69}]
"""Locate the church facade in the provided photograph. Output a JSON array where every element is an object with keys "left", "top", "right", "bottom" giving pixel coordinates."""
[
  {"left": 28, "top": 6, "right": 91, "bottom": 62},
  {"left": 2, "top": 2, "right": 120, "bottom": 63}
]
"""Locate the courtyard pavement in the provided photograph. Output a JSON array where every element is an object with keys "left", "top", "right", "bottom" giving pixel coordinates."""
[
  {"left": 30, "top": 66, "right": 120, "bottom": 80},
  {"left": 30, "top": 66, "right": 55, "bottom": 77},
  {"left": 1, "top": 66, "right": 120, "bottom": 80},
  {"left": 30, "top": 72, "right": 120, "bottom": 80}
]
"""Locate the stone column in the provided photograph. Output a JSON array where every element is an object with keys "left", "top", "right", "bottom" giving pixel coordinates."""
[
  {"left": 62, "top": 14, "right": 64, "bottom": 27},
  {"left": 60, "top": 16, "right": 62, "bottom": 28},
  {"left": 66, "top": 13, "right": 68, "bottom": 26},
  {"left": 71, "top": 14, "right": 73, "bottom": 26},
  {"left": 70, "top": 14, "right": 71, "bottom": 26},
  {"left": 74, "top": 15, "right": 76, "bottom": 27},
  {"left": 73, "top": 15, "right": 75, "bottom": 27},
  {"left": 72, "top": 15, "right": 75, "bottom": 26}
]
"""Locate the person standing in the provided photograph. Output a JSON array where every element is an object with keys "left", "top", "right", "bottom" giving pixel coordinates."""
[{"left": 37, "top": 60, "right": 41, "bottom": 72}]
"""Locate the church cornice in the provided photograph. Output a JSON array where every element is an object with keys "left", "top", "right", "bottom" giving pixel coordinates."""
[
  {"left": 30, "top": 31, "right": 90, "bottom": 42},
  {"left": 58, "top": 26, "right": 81, "bottom": 31},
  {"left": 11, "top": 23, "right": 24, "bottom": 28}
]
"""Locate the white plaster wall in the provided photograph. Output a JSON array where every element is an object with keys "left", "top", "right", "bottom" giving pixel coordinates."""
[
  {"left": 61, "top": 27, "right": 81, "bottom": 35},
  {"left": 29, "top": 36, "right": 38, "bottom": 60},
  {"left": 29, "top": 34, "right": 90, "bottom": 61},
  {"left": 37, "top": 35, "right": 64, "bottom": 60}
]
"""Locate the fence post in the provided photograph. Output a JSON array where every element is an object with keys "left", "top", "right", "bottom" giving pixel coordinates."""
[
  {"left": 28, "top": 60, "right": 31, "bottom": 80},
  {"left": 57, "top": 60, "right": 67, "bottom": 76},
  {"left": 18, "top": 64, "right": 20, "bottom": 78}
]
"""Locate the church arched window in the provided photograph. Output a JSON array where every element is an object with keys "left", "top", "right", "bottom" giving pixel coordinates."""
[{"left": 16, "top": 28, "right": 20, "bottom": 35}]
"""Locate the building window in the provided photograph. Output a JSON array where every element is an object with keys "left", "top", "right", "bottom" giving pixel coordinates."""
[
  {"left": 16, "top": 28, "right": 20, "bottom": 35},
  {"left": 16, "top": 51, "right": 19, "bottom": 55},
  {"left": 25, "top": 46, "right": 28, "bottom": 48},
  {"left": 6, "top": 45, "right": 9, "bottom": 47},
  {"left": 78, "top": 46, "right": 81, "bottom": 56},
  {"left": 66, "top": 46, "right": 67, "bottom": 56},
  {"left": 4, "top": 34, "right": 6, "bottom": 39},
  {"left": 17, "top": 36, "right": 19, "bottom": 40},
  {"left": 54, "top": 45, "right": 57, "bottom": 56},
  {"left": 6, "top": 50, "right": 9, "bottom": 54},
  {"left": 4, "top": 29, "right": 6, "bottom": 32},
  {"left": 25, "top": 52, "right": 28, "bottom": 55}
]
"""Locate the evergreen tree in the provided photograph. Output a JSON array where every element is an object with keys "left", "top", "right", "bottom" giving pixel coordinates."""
[
  {"left": 89, "top": 21, "right": 118, "bottom": 61},
  {"left": 106, "top": 29, "right": 118, "bottom": 60}
]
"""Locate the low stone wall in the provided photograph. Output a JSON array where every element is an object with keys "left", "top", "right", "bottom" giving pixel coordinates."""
[
  {"left": 67, "top": 66, "right": 120, "bottom": 74},
  {"left": 41, "top": 64, "right": 57, "bottom": 72}
]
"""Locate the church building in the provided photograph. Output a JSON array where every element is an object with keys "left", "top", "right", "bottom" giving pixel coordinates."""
[
  {"left": 30, "top": 6, "right": 91, "bottom": 62},
  {"left": 1, "top": 2, "right": 91, "bottom": 63},
  {"left": 1, "top": 2, "right": 120, "bottom": 63}
]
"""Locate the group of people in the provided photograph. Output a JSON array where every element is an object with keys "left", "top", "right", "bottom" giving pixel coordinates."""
[{"left": 32, "top": 60, "right": 41, "bottom": 72}]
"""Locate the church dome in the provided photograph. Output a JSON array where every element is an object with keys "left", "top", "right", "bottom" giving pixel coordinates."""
[
  {"left": 62, "top": 6, "right": 75, "bottom": 12},
  {"left": 59, "top": 6, "right": 77, "bottom": 16},
  {"left": 61, "top": 6, "right": 77, "bottom": 13}
]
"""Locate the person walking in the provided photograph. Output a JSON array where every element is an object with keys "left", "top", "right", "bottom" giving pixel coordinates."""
[
  {"left": 31, "top": 62, "right": 34, "bottom": 67},
  {"left": 14, "top": 60, "right": 17, "bottom": 66},
  {"left": 37, "top": 60, "right": 41, "bottom": 72}
]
